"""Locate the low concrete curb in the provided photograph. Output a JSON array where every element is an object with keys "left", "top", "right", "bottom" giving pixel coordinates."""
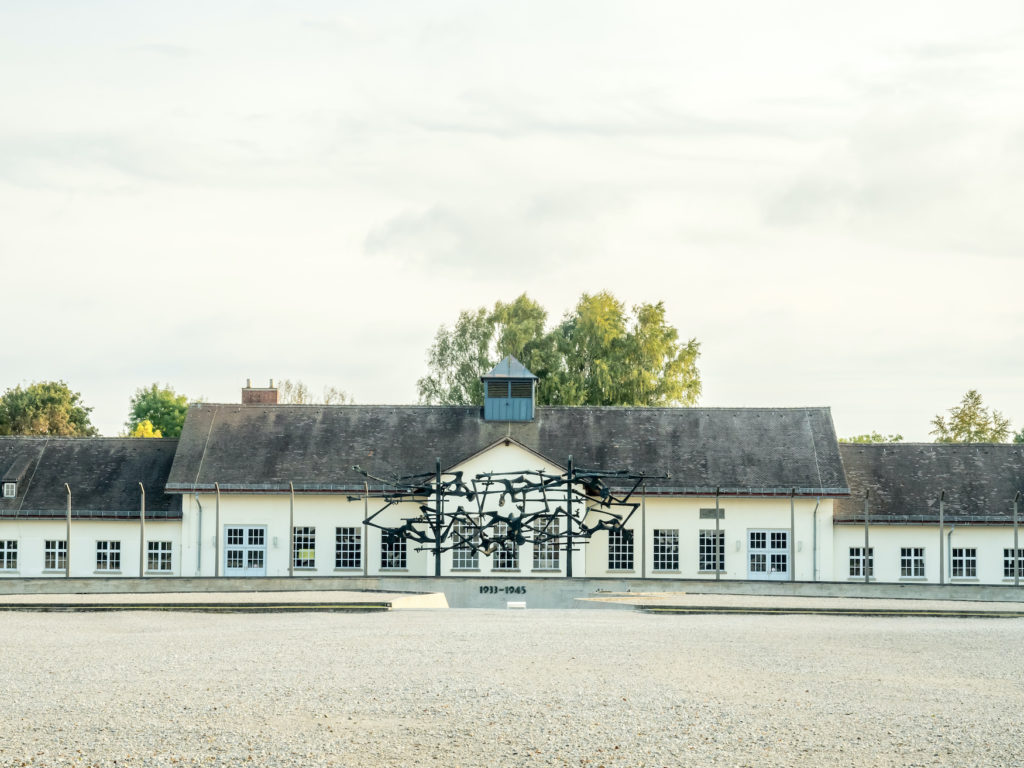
[{"left": 637, "top": 605, "right": 1024, "bottom": 618}]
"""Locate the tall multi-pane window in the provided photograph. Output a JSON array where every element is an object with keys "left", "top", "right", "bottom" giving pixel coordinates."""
[
  {"left": 848, "top": 547, "right": 874, "bottom": 577},
  {"left": 335, "top": 527, "right": 362, "bottom": 569},
  {"left": 607, "top": 528, "right": 634, "bottom": 570},
  {"left": 44, "top": 540, "right": 67, "bottom": 570},
  {"left": 1003, "top": 548, "right": 1024, "bottom": 579},
  {"left": 951, "top": 548, "right": 976, "bottom": 578},
  {"left": 147, "top": 541, "right": 172, "bottom": 572},
  {"left": 900, "top": 547, "right": 925, "bottom": 577},
  {"left": 492, "top": 522, "right": 519, "bottom": 570},
  {"left": 451, "top": 519, "right": 480, "bottom": 570},
  {"left": 652, "top": 529, "right": 679, "bottom": 571},
  {"left": 96, "top": 541, "right": 121, "bottom": 571},
  {"left": 381, "top": 538, "right": 407, "bottom": 569},
  {"left": 532, "top": 516, "right": 560, "bottom": 570},
  {"left": 293, "top": 527, "right": 316, "bottom": 569},
  {"left": 0, "top": 540, "right": 17, "bottom": 570},
  {"left": 699, "top": 530, "right": 725, "bottom": 572}
]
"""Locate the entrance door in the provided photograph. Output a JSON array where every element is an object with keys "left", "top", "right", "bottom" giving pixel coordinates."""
[
  {"left": 748, "top": 529, "right": 789, "bottom": 580},
  {"left": 224, "top": 526, "right": 267, "bottom": 576}
]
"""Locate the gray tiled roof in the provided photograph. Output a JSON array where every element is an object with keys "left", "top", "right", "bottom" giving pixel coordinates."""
[
  {"left": 836, "top": 443, "right": 1024, "bottom": 525},
  {"left": 166, "top": 404, "right": 848, "bottom": 496},
  {"left": 482, "top": 355, "right": 537, "bottom": 380},
  {"left": 0, "top": 438, "right": 181, "bottom": 519}
]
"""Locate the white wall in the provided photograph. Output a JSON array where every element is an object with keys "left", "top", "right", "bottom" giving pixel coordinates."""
[
  {"left": 833, "top": 524, "right": 1023, "bottom": 585},
  {"left": 0, "top": 519, "right": 181, "bottom": 578}
]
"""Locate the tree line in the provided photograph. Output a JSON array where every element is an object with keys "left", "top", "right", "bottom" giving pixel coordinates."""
[{"left": 1, "top": 291, "right": 1019, "bottom": 443}]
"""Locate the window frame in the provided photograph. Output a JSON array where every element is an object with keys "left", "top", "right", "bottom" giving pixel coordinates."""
[
  {"left": 900, "top": 547, "right": 925, "bottom": 578},
  {"left": 146, "top": 541, "right": 173, "bottom": 572},
  {"left": 44, "top": 540, "right": 67, "bottom": 571},
  {"left": 848, "top": 547, "right": 874, "bottom": 578},
  {"left": 0, "top": 540, "right": 17, "bottom": 570},
  {"left": 1, "top": 482, "right": 15, "bottom": 498},
  {"left": 292, "top": 526, "right": 316, "bottom": 569},
  {"left": 1003, "top": 548, "right": 1024, "bottom": 579},
  {"left": 95, "top": 540, "right": 121, "bottom": 572},
  {"left": 652, "top": 529, "right": 680, "bottom": 572},
  {"left": 607, "top": 527, "right": 634, "bottom": 571},
  {"left": 335, "top": 527, "right": 362, "bottom": 570},
  {"left": 451, "top": 518, "right": 480, "bottom": 570},
  {"left": 531, "top": 516, "right": 560, "bottom": 570},
  {"left": 380, "top": 537, "right": 407, "bottom": 570},
  {"left": 699, "top": 529, "right": 725, "bottom": 572},
  {"left": 950, "top": 547, "right": 977, "bottom": 579},
  {"left": 492, "top": 521, "right": 519, "bottom": 570}
]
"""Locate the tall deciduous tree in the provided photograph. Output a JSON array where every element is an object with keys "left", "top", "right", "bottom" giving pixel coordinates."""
[
  {"left": 127, "top": 384, "right": 188, "bottom": 438},
  {"left": 841, "top": 432, "right": 904, "bottom": 443},
  {"left": 277, "top": 379, "right": 353, "bottom": 404},
  {"left": 0, "top": 381, "right": 98, "bottom": 436},
  {"left": 417, "top": 292, "right": 701, "bottom": 407},
  {"left": 129, "top": 419, "right": 162, "bottom": 438},
  {"left": 930, "top": 390, "right": 1012, "bottom": 443}
]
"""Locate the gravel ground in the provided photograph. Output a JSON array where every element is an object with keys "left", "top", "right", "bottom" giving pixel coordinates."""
[{"left": 1, "top": 610, "right": 1022, "bottom": 767}]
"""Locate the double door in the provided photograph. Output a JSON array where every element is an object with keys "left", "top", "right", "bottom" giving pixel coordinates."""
[
  {"left": 224, "top": 526, "right": 267, "bottom": 576},
  {"left": 748, "top": 529, "right": 789, "bottom": 580}
]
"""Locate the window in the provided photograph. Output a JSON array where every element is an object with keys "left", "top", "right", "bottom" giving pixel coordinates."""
[
  {"left": 44, "top": 541, "right": 66, "bottom": 570},
  {"left": 900, "top": 547, "right": 925, "bottom": 578},
  {"left": 147, "top": 541, "right": 172, "bottom": 572},
  {"left": 2, "top": 482, "right": 15, "bottom": 498},
  {"left": 532, "top": 516, "right": 560, "bottom": 570},
  {"left": 699, "top": 530, "right": 725, "bottom": 572},
  {"left": 653, "top": 529, "right": 679, "bottom": 571},
  {"left": 0, "top": 540, "right": 16, "bottom": 570},
  {"left": 1004, "top": 548, "right": 1024, "bottom": 579},
  {"left": 849, "top": 547, "right": 874, "bottom": 577},
  {"left": 381, "top": 537, "right": 407, "bottom": 569},
  {"left": 951, "top": 548, "right": 976, "bottom": 578},
  {"left": 293, "top": 527, "right": 315, "bottom": 569},
  {"left": 96, "top": 541, "right": 121, "bottom": 571},
  {"left": 607, "top": 528, "right": 634, "bottom": 571},
  {"left": 492, "top": 522, "right": 519, "bottom": 570},
  {"left": 451, "top": 519, "right": 479, "bottom": 570},
  {"left": 335, "top": 527, "right": 362, "bottom": 569}
]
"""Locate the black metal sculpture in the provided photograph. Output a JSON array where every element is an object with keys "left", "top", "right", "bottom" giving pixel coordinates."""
[{"left": 352, "top": 457, "right": 666, "bottom": 577}]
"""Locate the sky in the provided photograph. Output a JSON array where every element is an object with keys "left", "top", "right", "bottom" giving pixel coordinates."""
[{"left": 1, "top": 1, "right": 1022, "bottom": 439}]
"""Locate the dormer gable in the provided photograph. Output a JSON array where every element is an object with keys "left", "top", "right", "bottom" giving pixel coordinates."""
[{"left": 481, "top": 355, "right": 538, "bottom": 422}]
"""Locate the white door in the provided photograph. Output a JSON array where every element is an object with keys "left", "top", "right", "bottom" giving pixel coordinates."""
[
  {"left": 224, "top": 526, "right": 267, "bottom": 576},
  {"left": 748, "top": 529, "right": 789, "bottom": 581}
]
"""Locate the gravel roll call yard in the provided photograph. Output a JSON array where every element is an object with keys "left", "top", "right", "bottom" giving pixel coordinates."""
[{"left": 2, "top": 610, "right": 1022, "bottom": 767}]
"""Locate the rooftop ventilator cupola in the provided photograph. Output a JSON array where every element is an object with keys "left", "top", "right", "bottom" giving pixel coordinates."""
[{"left": 481, "top": 355, "right": 538, "bottom": 422}]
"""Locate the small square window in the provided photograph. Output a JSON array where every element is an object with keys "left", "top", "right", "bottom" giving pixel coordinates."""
[{"left": 1, "top": 482, "right": 15, "bottom": 499}]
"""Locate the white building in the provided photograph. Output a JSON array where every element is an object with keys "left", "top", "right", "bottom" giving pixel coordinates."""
[{"left": 1, "top": 360, "right": 1021, "bottom": 585}]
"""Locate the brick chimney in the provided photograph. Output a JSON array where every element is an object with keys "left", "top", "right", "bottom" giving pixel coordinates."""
[{"left": 242, "top": 378, "right": 279, "bottom": 405}]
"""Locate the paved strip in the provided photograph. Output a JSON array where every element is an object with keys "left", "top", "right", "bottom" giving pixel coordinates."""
[
  {"left": 639, "top": 604, "right": 1024, "bottom": 618},
  {"left": 0, "top": 601, "right": 392, "bottom": 613}
]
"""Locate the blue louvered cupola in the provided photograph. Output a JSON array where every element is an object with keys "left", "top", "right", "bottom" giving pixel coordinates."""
[{"left": 481, "top": 355, "right": 538, "bottom": 422}]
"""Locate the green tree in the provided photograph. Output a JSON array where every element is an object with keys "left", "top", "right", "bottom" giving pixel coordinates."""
[
  {"left": 1013, "top": 428, "right": 1024, "bottom": 444},
  {"left": 841, "top": 432, "right": 904, "bottom": 443},
  {"left": 930, "top": 390, "right": 1012, "bottom": 443},
  {"left": 417, "top": 292, "right": 701, "bottom": 407},
  {"left": 129, "top": 419, "right": 162, "bottom": 438},
  {"left": 127, "top": 384, "right": 189, "bottom": 438},
  {"left": 277, "top": 380, "right": 353, "bottom": 404},
  {"left": 0, "top": 380, "right": 98, "bottom": 436}
]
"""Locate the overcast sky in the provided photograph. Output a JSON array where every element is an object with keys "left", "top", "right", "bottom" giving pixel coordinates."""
[{"left": 1, "top": 1, "right": 1022, "bottom": 439}]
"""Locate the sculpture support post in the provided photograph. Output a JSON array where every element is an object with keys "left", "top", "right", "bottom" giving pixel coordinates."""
[
  {"left": 434, "top": 458, "right": 442, "bottom": 577},
  {"left": 565, "top": 455, "right": 574, "bottom": 578}
]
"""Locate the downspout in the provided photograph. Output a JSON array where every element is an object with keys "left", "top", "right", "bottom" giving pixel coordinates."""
[
  {"left": 194, "top": 493, "right": 203, "bottom": 575},
  {"left": 938, "top": 490, "right": 945, "bottom": 585},
  {"left": 811, "top": 498, "right": 820, "bottom": 582},
  {"left": 565, "top": 455, "right": 573, "bottom": 579},
  {"left": 640, "top": 483, "right": 646, "bottom": 580},
  {"left": 64, "top": 483, "right": 71, "bottom": 579},
  {"left": 139, "top": 482, "right": 146, "bottom": 578}
]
